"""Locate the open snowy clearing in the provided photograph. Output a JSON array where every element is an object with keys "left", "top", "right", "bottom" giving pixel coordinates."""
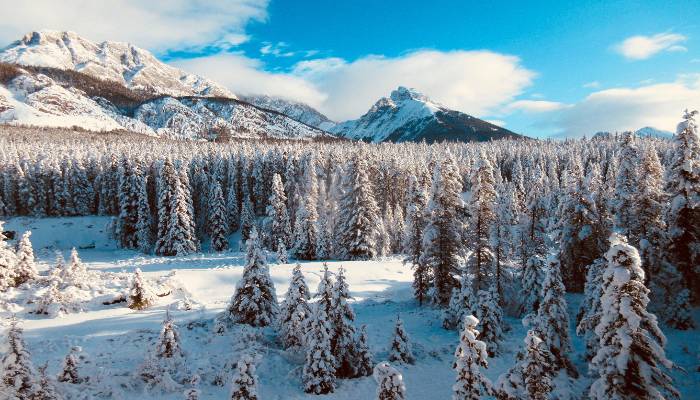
[{"left": 2, "top": 216, "right": 699, "bottom": 399}]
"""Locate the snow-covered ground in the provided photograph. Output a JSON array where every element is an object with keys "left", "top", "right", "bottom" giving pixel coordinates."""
[{"left": 2, "top": 217, "right": 699, "bottom": 399}]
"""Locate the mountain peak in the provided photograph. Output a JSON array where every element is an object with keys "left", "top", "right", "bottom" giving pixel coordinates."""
[{"left": 390, "top": 86, "right": 430, "bottom": 103}]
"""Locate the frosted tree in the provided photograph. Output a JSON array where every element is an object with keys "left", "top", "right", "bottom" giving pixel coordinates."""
[
  {"left": 452, "top": 315, "right": 493, "bottom": 400},
  {"left": 303, "top": 303, "right": 336, "bottom": 395},
  {"left": 226, "top": 159, "right": 241, "bottom": 234},
  {"left": 314, "top": 263, "right": 335, "bottom": 324},
  {"left": 225, "top": 229, "right": 278, "bottom": 327},
  {"left": 64, "top": 247, "right": 89, "bottom": 288},
  {"left": 518, "top": 255, "right": 545, "bottom": 318},
  {"left": 33, "top": 280, "right": 69, "bottom": 317},
  {"left": 354, "top": 325, "right": 374, "bottom": 377},
  {"left": 276, "top": 238, "right": 288, "bottom": 264},
  {"left": 278, "top": 264, "right": 311, "bottom": 349},
  {"left": 576, "top": 257, "right": 606, "bottom": 360},
  {"left": 613, "top": 132, "right": 640, "bottom": 240},
  {"left": 135, "top": 172, "right": 153, "bottom": 253},
  {"left": 208, "top": 181, "right": 229, "bottom": 252},
  {"left": 1, "top": 320, "right": 38, "bottom": 398},
  {"left": 34, "top": 363, "right": 63, "bottom": 400},
  {"left": 0, "top": 221, "right": 18, "bottom": 291},
  {"left": 496, "top": 330, "right": 554, "bottom": 400},
  {"left": 264, "top": 173, "right": 291, "bottom": 249},
  {"left": 291, "top": 158, "right": 319, "bottom": 260},
  {"left": 229, "top": 355, "right": 258, "bottom": 400},
  {"left": 240, "top": 194, "right": 255, "bottom": 242},
  {"left": 116, "top": 159, "right": 140, "bottom": 249},
  {"left": 336, "top": 154, "right": 382, "bottom": 260},
  {"left": 665, "top": 110, "right": 700, "bottom": 301},
  {"left": 128, "top": 268, "right": 157, "bottom": 310},
  {"left": 443, "top": 271, "right": 476, "bottom": 330},
  {"left": 156, "top": 312, "right": 184, "bottom": 360},
  {"left": 403, "top": 174, "right": 430, "bottom": 305},
  {"left": 518, "top": 164, "right": 547, "bottom": 275},
  {"left": 14, "top": 231, "right": 37, "bottom": 286},
  {"left": 57, "top": 346, "right": 82, "bottom": 384},
  {"left": 373, "top": 362, "right": 406, "bottom": 400},
  {"left": 155, "top": 158, "right": 198, "bottom": 256},
  {"left": 531, "top": 255, "right": 576, "bottom": 376},
  {"left": 331, "top": 266, "right": 357, "bottom": 378},
  {"left": 467, "top": 154, "right": 498, "bottom": 291},
  {"left": 388, "top": 316, "right": 414, "bottom": 364},
  {"left": 315, "top": 213, "right": 332, "bottom": 260},
  {"left": 589, "top": 234, "right": 678, "bottom": 400},
  {"left": 475, "top": 286, "right": 504, "bottom": 357},
  {"left": 420, "top": 152, "right": 464, "bottom": 306}
]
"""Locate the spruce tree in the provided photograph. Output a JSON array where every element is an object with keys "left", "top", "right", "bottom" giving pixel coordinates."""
[
  {"left": 518, "top": 255, "right": 544, "bottom": 318},
  {"left": 265, "top": 173, "right": 291, "bottom": 249},
  {"left": 388, "top": 316, "right": 414, "bottom": 364},
  {"left": 443, "top": 271, "right": 476, "bottom": 330},
  {"left": 336, "top": 154, "right": 382, "bottom": 260},
  {"left": 1, "top": 319, "right": 38, "bottom": 399},
  {"left": 403, "top": 174, "right": 430, "bottom": 305},
  {"left": 225, "top": 229, "right": 278, "bottom": 327},
  {"left": 156, "top": 312, "right": 184, "bottom": 360},
  {"left": 495, "top": 330, "right": 555, "bottom": 400},
  {"left": 613, "top": 132, "right": 640, "bottom": 240},
  {"left": 276, "top": 238, "right": 288, "bottom": 264},
  {"left": 291, "top": 159, "right": 319, "bottom": 260},
  {"left": 373, "top": 362, "right": 406, "bottom": 400},
  {"left": 128, "top": 268, "right": 156, "bottom": 310},
  {"left": 589, "top": 234, "right": 678, "bottom": 400},
  {"left": 155, "top": 158, "right": 198, "bottom": 256},
  {"left": 278, "top": 264, "right": 311, "bottom": 349},
  {"left": 229, "top": 355, "right": 259, "bottom": 400},
  {"left": 208, "top": 181, "right": 229, "bottom": 252},
  {"left": 665, "top": 110, "right": 700, "bottom": 301},
  {"left": 240, "top": 194, "right": 255, "bottom": 242},
  {"left": 354, "top": 325, "right": 374, "bottom": 377},
  {"left": 420, "top": 152, "right": 464, "bottom": 306},
  {"left": 14, "top": 231, "right": 37, "bottom": 286},
  {"left": 452, "top": 315, "right": 493, "bottom": 400},
  {"left": 331, "top": 266, "right": 357, "bottom": 378},
  {"left": 475, "top": 286, "right": 504, "bottom": 357},
  {"left": 467, "top": 154, "right": 498, "bottom": 291},
  {"left": 576, "top": 257, "right": 606, "bottom": 360},
  {"left": 0, "top": 221, "right": 18, "bottom": 291},
  {"left": 303, "top": 303, "right": 336, "bottom": 395},
  {"left": 136, "top": 172, "right": 153, "bottom": 253},
  {"left": 116, "top": 158, "right": 140, "bottom": 249},
  {"left": 57, "top": 346, "right": 82, "bottom": 384}
]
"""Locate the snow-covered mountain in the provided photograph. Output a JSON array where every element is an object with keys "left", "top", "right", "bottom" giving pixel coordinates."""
[
  {"left": 0, "top": 63, "right": 328, "bottom": 140},
  {"left": 242, "top": 95, "right": 336, "bottom": 130},
  {"left": 330, "top": 86, "right": 521, "bottom": 143},
  {"left": 634, "top": 126, "right": 673, "bottom": 139},
  {"left": 1, "top": 30, "right": 234, "bottom": 98}
]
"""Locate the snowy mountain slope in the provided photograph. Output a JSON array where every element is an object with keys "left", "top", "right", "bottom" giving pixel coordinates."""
[
  {"left": 0, "top": 65, "right": 328, "bottom": 140},
  {"left": 0, "top": 30, "right": 234, "bottom": 98},
  {"left": 634, "top": 126, "right": 674, "bottom": 139},
  {"left": 331, "top": 86, "right": 521, "bottom": 143},
  {"left": 242, "top": 94, "right": 336, "bottom": 130}
]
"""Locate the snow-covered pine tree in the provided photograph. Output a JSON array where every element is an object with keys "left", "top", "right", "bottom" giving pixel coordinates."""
[
  {"left": 116, "top": 158, "right": 140, "bottom": 249},
  {"left": 475, "top": 286, "right": 504, "bottom": 357},
  {"left": 155, "top": 158, "right": 198, "bottom": 256},
  {"left": 403, "top": 174, "right": 430, "bottom": 305},
  {"left": 265, "top": 173, "right": 291, "bottom": 250},
  {"left": 128, "top": 268, "right": 157, "bottom": 310},
  {"left": 336, "top": 154, "right": 382, "bottom": 260},
  {"left": 518, "top": 255, "right": 545, "bottom": 318},
  {"left": 34, "top": 362, "right": 63, "bottom": 400},
  {"left": 157, "top": 312, "right": 184, "bottom": 360},
  {"left": 33, "top": 279, "right": 69, "bottom": 317},
  {"left": 613, "top": 132, "right": 640, "bottom": 241},
  {"left": 518, "top": 164, "right": 547, "bottom": 277},
  {"left": 315, "top": 212, "right": 332, "bottom": 260},
  {"left": 135, "top": 172, "right": 153, "bottom": 253},
  {"left": 14, "top": 231, "right": 37, "bottom": 286},
  {"left": 303, "top": 303, "right": 336, "bottom": 395},
  {"left": 208, "top": 181, "right": 229, "bottom": 252},
  {"left": 467, "top": 153, "right": 498, "bottom": 291},
  {"left": 225, "top": 228, "right": 278, "bottom": 327},
  {"left": 57, "top": 346, "right": 82, "bottom": 384},
  {"left": 314, "top": 263, "right": 335, "bottom": 324},
  {"left": 331, "top": 266, "right": 357, "bottom": 378},
  {"left": 531, "top": 254, "right": 576, "bottom": 376},
  {"left": 0, "top": 220, "right": 18, "bottom": 291},
  {"left": 443, "top": 271, "right": 476, "bottom": 330},
  {"left": 1, "top": 319, "right": 38, "bottom": 398},
  {"left": 388, "top": 316, "right": 414, "bottom": 364},
  {"left": 373, "top": 361, "right": 406, "bottom": 400},
  {"left": 589, "top": 233, "right": 678, "bottom": 400},
  {"left": 354, "top": 325, "right": 374, "bottom": 377},
  {"left": 240, "top": 194, "right": 255, "bottom": 243},
  {"left": 291, "top": 157, "right": 319, "bottom": 260},
  {"left": 276, "top": 238, "right": 288, "bottom": 264},
  {"left": 226, "top": 158, "right": 241, "bottom": 234},
  {"left": 452, "top": 315, "right": 493, "bottom": 400},
  {"left": 229, "top": 355, "right": 258, "bottom": 400},
  {"left": 576, "top": 257, "right": 606, "bottom": 360},
  {"left": 495, "top": 329, "right": 555, "bottom": 400},
  {"left": 65, "top": 247, "right": 89, "bottom": 288},
  {"left": 420, "top": 152, "right": 464, "bottom": 306},
  {"left": 278, "top": 263, "right": 311, "bottom": 349},
  {"left": 665, "top": 110, "right": 700, "bottom": 301}
]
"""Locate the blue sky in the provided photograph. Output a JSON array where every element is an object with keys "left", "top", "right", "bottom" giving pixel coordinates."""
[{"left": 2, "top": 0, "right": 699, "bottom": 136}]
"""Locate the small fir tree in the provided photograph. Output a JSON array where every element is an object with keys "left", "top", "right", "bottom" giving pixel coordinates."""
[
  {"left": 229, "top": 355, "right": 259, "bottom": 400},
  {"left": 14, "top": 231, "right": 38, "bottom": 286},
  {"left": 354, "top": 325, "right": 374, "bottom": 377},
  {"left": 388, "top": 316, "right": 414, "bottom": 364},
  {"left": 302, "top": 303, "right": 336, "bottom": 395},
  {"left": 128, "top": 268, "right": 157, "bottom": 310},
  {"left": 373, "top": 361, "right": 406, "bottom": 400},
  {"left": 452, "top": 315, "right": 493, "bottom": 400}
]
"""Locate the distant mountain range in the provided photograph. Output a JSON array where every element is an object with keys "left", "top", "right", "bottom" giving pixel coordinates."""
[
  {"left": 593, "top": 127, "right": 674, "bottom": 139},
  {"left": 0, "top": 30, "right": 521, "bottom": 143},
  {"left": 330, "top": 86, "right": 521, "bottom": 143}
]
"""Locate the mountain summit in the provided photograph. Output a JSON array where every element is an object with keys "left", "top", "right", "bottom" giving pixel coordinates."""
[
  {"left": 331, "top": 86, "right": 521, "bottom": 143},
  {"left": 0, "top": 30, "right": 234, "bottom": 98}
]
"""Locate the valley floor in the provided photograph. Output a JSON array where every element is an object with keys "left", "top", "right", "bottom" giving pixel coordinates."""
[{"left": 2, "top": 217, "right": 699, "bottom": 399}]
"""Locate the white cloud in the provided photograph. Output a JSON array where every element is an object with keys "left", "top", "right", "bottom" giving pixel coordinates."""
[
  {"left": 556, "top": 75, "right": 700, "bottom": 137},
  {"left": 583, "top": 81, "right": 601, "bottom": 89},
  {"left": 260, "top": 42, "right": 295, "bottom": 57},
  {"left": 172, "top": 53, "right": 326, "bottom": 108},
  {"left": 0, "top": 0, "right": 268, "bottom": 52},
  {"left": 505, "top": 100, "right": 569, "bottom": 113},
  {"left": 614, "top": 32, "right": 687, "bottom": 60},
  {"left": 292, "top": 50, "right": 536, "bottom": 121},
  {"left": 485, "top": 120, "right": 506, "bottom": 127}
]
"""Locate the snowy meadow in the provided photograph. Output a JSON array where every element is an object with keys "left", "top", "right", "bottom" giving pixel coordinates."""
[{"left": 1, "top": 117, "right": 700, "bottom": 400}]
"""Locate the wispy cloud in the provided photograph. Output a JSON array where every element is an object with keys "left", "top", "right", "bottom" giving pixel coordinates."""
[
  {"left": 505, "top": 100, "right": 569, "bottom": 113},
  {"left": 614, "top": 32, "right": 687, "bottom": 60},
  {"left": 260, "top": 41, "right": 295, "bottom": 57},
  {"left": 583, "top": 81, "right": 600, "bottom": 89}
]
